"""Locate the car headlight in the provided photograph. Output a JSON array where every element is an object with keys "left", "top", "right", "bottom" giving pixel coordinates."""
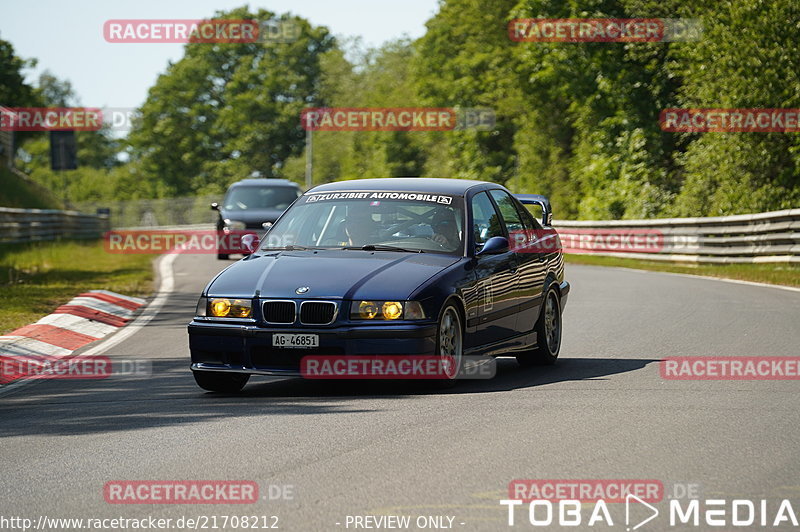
[
  {"left": 196, "top": 296, "right": 252, "bottom": 318},
  {"left": 382, "top": 301, "right": 403, "bottom": 320},
  {"left": 351, "top": 300, "right": 426, "bottom": 320},
  {"left": 223, "top": 219, "right": 247, "bottom": 231},
  {"left": 358, "top": 300, "right": 379, "bottom": 319}
]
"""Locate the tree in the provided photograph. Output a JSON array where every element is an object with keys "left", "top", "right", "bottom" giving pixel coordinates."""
[
  {"left": 0, "top": 36, "right": 42, "bottom": 163},
  {"left": 669, "top": 0, "right": 800, "bottom": 215},
  {"left": 0, "top": 36, "right": 38, "bottom": 107},
  {"left": 414, "top": 0, "right": 520, "bottom": 186},
  {"left": 281, "top": 39, "right": 429, "bottom": 184},
  {"left": 127, "top": 8, "right": 334, "bottom": 197}
]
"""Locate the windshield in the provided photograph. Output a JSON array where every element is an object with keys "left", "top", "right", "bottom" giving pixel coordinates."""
[
  {"left": 223, "top": 186, "right": 301, "bottom": 211},
  {"left": 261, "top": 192, "right": 465, "bottom": 254}
]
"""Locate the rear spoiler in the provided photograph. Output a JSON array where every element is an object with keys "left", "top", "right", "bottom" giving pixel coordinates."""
[{"left": 514, "top": 194, "right": 552, "bottom": 226}]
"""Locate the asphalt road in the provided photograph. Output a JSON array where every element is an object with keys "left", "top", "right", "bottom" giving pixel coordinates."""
[{"left": 1, "top": 253, "right": 799, "bottom": 532}]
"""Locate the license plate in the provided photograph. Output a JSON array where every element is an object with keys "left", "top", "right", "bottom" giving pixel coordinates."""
[{"left": 272, "top": 333, "right": 319, "bottom": 349}]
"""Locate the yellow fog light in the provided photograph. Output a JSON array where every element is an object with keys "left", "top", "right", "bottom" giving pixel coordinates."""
[
  {"left": 359, "top": 301, "right": 379, "bottom": 319},
  {"left": 229, "top": 299, "right": 252, "bottom": 318},
  {"left": 382, "top": 301, "right": 403, "bottom": 320},
  {"left": 210, "top": 298, "right": 231, "bottom": 317}
]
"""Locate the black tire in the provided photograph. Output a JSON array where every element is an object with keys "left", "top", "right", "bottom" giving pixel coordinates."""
[
  {"left": 217, "top": 253, "right": 230, "bottom": 260},
  {"left": 517, "top": 286, "right": 562, "bottom": 367},
  {"left": 429, "top": 304, "right": 464, "bottom": 388},
  {"left": 193, "top": 371, "right": 249, "bottom": 392}
]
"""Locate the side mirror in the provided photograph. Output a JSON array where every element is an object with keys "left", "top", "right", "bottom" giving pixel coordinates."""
[
  {"left": 514, "top": 194, "right": 553, "bottom": 226},
  {"left": 476, "top": 236, "right": 509, "bottom": 256},
  {"left": 241, "top": 233, "right": 260, "bottom": 254},
  {"left": 262, "top": 221, "right": 273, "bottom": 231},
  {"left": 210, "top": 202, "right": 219, "bottom": 211}
]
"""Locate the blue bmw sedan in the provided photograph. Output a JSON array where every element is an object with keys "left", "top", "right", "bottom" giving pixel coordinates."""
[{"left": 188, "top": 178, "right": 570, "bottom": 391}]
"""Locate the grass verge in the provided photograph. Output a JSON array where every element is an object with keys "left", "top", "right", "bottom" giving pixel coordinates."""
[
  {"left": 0, "top": 167, "right": 62, "bottom": 209},
  {"left": 0, "top": 239, "right": 154, "bottom": 335},
  {"left": 565, "top": 254, "right": 800, "bottom": 288}
]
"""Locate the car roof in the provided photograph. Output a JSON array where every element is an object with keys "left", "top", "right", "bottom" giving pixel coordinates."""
[
  {"left": 229, "top": 178, "right": 300, "bottom": 188},
  {"left": 308, "top": 178, "right": 495, "bottom": 196}
]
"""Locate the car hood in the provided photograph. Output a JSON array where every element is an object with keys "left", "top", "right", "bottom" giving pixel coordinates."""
[
  {"left": 207, "top": 250, "right": 460, "bottom": 300},
  {"left": 220, "top": 208, "right": 284, "bottom": 225}
]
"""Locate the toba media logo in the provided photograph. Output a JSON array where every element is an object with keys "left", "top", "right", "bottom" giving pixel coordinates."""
[{"left": 501, "top": 480, "right": 800, "bottom": 529}]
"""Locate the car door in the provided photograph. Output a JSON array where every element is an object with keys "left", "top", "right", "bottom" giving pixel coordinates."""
[
  {"left": 488, "top": 189, "right": 548, "bottom": 335},
  {"left": 464, "top": 191, "right": 519, "bottom": 348}
]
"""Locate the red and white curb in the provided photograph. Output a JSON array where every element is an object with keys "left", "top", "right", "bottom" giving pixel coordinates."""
[{"left": 0, "top": 290, "right": 145, "bottom": 385}]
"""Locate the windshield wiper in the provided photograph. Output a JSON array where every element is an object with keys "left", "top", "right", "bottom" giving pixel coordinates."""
[
  {"left": 341, "top": 244, "right": 424, "bottom": 253},
  {"left": 262, "top": 245, "right": 321, "bottom": 251}
]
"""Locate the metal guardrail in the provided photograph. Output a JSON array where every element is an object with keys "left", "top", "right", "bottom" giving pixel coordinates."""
[
  {"left": 2, "top": 201, "right": 798, "bottom": 264},
  {"left": 73, "top": 195, "right": 219, "bottom": 229},
  {"left": 0, "top": 207, "right": 110, "bottom": 244},
  {"left": 554, "top": 208, "right": 800, "bottom": 264},
  {"left": 0, "top": 195, "right": 219, "bottom": 245}
]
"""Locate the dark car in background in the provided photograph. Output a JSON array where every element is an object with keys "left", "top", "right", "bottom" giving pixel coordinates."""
[
  {"left": 212, "top": 178, "right": 302, "bottom": 259},
  {"left": 190, "top": 177, "right": 570, "bottom": 392}
]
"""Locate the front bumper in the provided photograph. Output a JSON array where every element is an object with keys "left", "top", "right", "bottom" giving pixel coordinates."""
[{"left": 188, "top": 320, "right": 438, "bottom": 376}]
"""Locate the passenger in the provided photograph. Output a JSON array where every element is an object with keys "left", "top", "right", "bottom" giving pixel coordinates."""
[
  {"left": 343, "top": 209, "right": 377, "bottom": 246},
  {"left": 431, "top": 209, "right": 460, "bottom": 250}
]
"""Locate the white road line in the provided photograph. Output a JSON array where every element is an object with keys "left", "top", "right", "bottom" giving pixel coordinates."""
[{"left": 76, "top": 253, "right": 177, "bottom": 358}]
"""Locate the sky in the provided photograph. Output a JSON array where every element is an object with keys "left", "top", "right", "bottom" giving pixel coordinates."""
[{"left": 1, "top": 0, "right": 439, "bottom": 108}]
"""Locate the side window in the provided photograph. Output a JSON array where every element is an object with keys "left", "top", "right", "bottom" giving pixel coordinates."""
[
  {"left": 515, "top": 199, "right": 543, "bottom": 246},
  {"left": 490, "top": 189, "right": 536, "bottom": 250},
  {"left": 470, "top": 192, "right": 503, "bottom": 247},
  {"left": 489, "top": 190, "right": 524, "bottom": 233}
]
